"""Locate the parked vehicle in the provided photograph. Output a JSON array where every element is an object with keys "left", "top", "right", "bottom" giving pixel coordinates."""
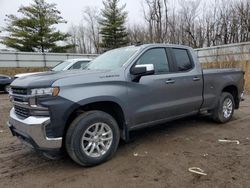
[
  {"left": 0, "top": 74, "right": 15, "bottom": 93},
  {"left": 8, "top": 44, "right": 244, "bottom": 166},
  {"left": 14, "top": 58, "right": 92, "bottom": 78}
]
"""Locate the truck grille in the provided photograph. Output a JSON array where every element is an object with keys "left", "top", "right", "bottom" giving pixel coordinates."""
[
  {"left": 11, "top": 88, "right": 28, "bottom": 95},
  {"left": 10, "top": 87, "right": 48, "bottom": 118},
  {"left": 14, "top": 105, "right": 30, "bottom": 118},
  {"left": 10, "top": 87, "right": 30, "bottom": 118}
]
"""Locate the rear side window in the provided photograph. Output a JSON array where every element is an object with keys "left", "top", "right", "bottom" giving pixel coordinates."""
[
  {"left": 71, "top": 61, "right": 89, "bottom": 70},
  {"left": 136, "top": 48, "right": 169, "bottom": 74},
  {"left": 172, "top": 48, "right": 193, "bottom": 71}
]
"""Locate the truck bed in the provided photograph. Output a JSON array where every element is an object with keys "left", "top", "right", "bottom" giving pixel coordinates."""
[{"left": 201, "top": 68, "right": 244, "bottom": 111}]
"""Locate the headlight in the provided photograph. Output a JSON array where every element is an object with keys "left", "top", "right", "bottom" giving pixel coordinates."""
[{"left": 31, "top": 87, "right": 60, "bottom": 96}]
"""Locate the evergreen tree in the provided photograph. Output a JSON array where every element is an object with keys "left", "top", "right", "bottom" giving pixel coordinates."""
[
  {"left": 1, "top": 0, "right": 73, "bottom": 52},
  {"left": 99, "top": 0, "right": 129, "bottom": 50}
]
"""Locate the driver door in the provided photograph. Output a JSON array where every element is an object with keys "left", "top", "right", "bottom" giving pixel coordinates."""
[{"left": 128, "top": 48, "right": 177, "bottom": 126}]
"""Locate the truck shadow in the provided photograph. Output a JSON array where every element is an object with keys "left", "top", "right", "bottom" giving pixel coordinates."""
[{"left": 122, "top": 115, "right": 217, "bottom": 145}]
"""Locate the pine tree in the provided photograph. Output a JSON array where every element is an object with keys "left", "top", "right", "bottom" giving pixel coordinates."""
[
  {"left": 1, "top": 0, "right": 73, "bottom": 52},
  {"left": 99, "top": 0, "right": 129, "bottom": 50}
]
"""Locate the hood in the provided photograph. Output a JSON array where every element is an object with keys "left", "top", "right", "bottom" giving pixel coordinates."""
[{"left": 11, "top": 69, "right": 112, "bottom": 88}]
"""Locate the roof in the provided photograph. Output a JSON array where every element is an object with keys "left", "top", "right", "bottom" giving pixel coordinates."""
[{"left": 137, "top": 43, "right": 193, "bottom": 50}]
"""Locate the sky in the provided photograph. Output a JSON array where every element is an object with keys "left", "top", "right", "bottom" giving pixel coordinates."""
[
  {"left": 0, "top": 0, "right": 144, "bottom": 34},
  {"left": 0, "top": 0, "right": 149, "bottom": 49},
  {"left": 0, "top": 0, "right": 200, "bottom": 50}
]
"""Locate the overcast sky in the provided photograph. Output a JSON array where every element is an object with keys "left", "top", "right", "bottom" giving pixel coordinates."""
[
  {"left": 0, "top": 0, "right": 145, "bottom": 32},
  {"left": 0, "top": 0, "right": 153, "bottom": 49},
  {"left": 0, "top": 0, "right": 197, "bottom": 50}
]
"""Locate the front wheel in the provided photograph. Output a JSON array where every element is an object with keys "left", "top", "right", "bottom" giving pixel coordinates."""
[
  {"left": 66, "top": 110, "right": 120, "bottom": 166},
  {"left": 212, "top": 92, "right": 235, "bottom": 123}
]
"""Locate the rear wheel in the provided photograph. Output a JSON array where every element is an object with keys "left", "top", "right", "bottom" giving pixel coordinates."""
[
  {"left": 66, "top": 110, "right": 120, "bottom": 166},
  {"left": 212, "top": 92, "right": 235, "bottom": 123}
]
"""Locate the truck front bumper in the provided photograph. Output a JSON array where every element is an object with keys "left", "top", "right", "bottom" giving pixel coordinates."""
[{"left": 8, "top": 108, "right": 62, "bottom": 151}]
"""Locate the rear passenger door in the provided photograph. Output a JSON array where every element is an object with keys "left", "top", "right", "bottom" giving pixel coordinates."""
[
  {"left": 168, "top": 48, "right": 203, "bottom": 116},
  {"left": 129, "top": 47, "right": 203, "bottom": 127}
]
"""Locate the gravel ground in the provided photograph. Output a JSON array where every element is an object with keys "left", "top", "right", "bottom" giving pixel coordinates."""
[{"left": 0, "top": 93, "right": 250, "bottom": 188}]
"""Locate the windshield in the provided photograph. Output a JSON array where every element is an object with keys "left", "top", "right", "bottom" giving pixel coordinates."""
[
  {"left": 52, "top": 60, "right": 72, "bottom": 71},
  {"left": 86, "top": 47, "right": 139, "bottom": 70}
]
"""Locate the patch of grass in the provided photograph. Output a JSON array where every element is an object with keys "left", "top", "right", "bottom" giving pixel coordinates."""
[{"left": 0, "top": 67, "right": 49, "bottom": 76}]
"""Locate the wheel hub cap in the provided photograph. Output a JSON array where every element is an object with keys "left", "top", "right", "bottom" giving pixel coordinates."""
[
  {"left": 222, "top": 98, "right": 233, "bottom": 118},
  {"left": 81, "top": 122, "right": 113, "bottom": 158}
]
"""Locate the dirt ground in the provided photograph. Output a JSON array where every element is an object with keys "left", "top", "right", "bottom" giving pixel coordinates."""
[{"left": 0, "top": 93, "right": 250, "bottom": 188}]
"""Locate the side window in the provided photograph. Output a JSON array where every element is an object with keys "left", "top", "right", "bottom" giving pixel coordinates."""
[
  {"left": 136, "top": 48, "right": 169, "bottom": 74},
  {"left": 71, "top": 61, "right": 88, "bottom": 70},
  {"left": 172, "top": 48, "right": 193, "bottom": 71}
]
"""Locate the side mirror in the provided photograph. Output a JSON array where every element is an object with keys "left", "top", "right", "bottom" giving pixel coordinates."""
[{"left": 130, "top": 64, "right": 155, "bottom": 76}]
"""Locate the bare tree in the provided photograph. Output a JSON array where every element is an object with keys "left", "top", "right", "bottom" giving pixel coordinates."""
[
  {"left": 142, "top": 0, "right": 154, "bottom": 42},
  {"left": 178, "top": 0, "right": 201, "bottom": 47},
  {"left": 67, "top": 6, "right": 100, "bottom": 54},
  {"left": 67, "top": 24, "right": 78, "bottom": 53},
  {"left": 68, "top": 0, "right": 250, "bottom": 53},
  {"left": 83, "top": 7, "right": 100, "bottom": 53}
]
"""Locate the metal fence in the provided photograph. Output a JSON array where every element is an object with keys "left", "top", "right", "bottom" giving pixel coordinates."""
[
  {"left": 195, "top": 42, "right": 250, "bottom": 63},
  {"left": 0, "top": 42, "right": 249, "bottom": 67},
  {"left": 0, "top": 51, "right": 98, "bottom": 68}
]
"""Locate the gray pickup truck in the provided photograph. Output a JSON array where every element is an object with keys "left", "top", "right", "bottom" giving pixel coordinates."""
[{"left": 8, "top": 44, "right": 244, "bottom": 166}]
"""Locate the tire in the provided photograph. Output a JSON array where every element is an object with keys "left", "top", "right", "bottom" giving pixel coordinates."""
[
  {"left": 4, "top": 85, "right": 10, "bottom": 93},
  {"left": 212, "top": 92, "right": 235, "bottom": 123},
  {"left": 66, "top": 110, "right": 120, "bottom": 166}
]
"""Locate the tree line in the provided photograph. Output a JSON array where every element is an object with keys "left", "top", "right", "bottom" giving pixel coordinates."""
[
  {"left": 136, "top": 0, "right": 250, "bottom": 48},
  {"left": 1, "top": 0, "right": 249, "bottom": 53},
  {"left": 70, "top": 0, "right": 250, "bottom": 53}
]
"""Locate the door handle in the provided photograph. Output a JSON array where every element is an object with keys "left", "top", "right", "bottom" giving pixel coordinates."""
[
  {"left": 193, "top": 77, "right": 201, "bottom": 81},
  {"left": 165, "top": 79, "right": 175, "bottom": 84}
]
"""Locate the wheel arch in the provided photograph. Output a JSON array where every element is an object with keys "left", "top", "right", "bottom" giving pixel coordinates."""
[
  {"left": 63, "top": 98, "right": 129, "bottom": 147},
  {"left": 222, "top": 84, "right": 239, "bottom": 109}
]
